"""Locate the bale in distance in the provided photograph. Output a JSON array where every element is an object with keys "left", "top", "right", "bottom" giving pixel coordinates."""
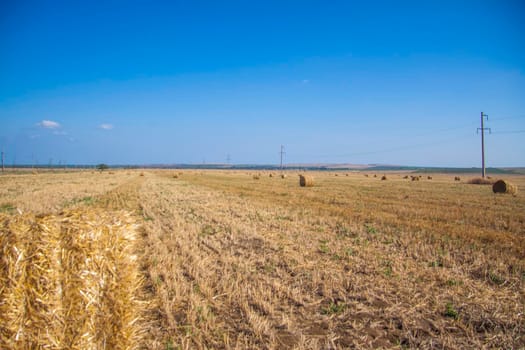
[
  {"left": 403, "top": 175, "right": 409, "bottom": 179},
  {"left": 281, "top": 174, "right": 287, "bottom": 179},
  {"left": 299, "top": 175, "right": 314, "bottom": 187},
  {"left": 492, "top": 180, "right": 518, "bottom": 195},
  {"left": 427, "top": 176, "right": 432, "bottom": 180},
  {"left": 467, "top": 177, "right": 494, "bottom": 185},
  {"left": 454, "top": 176, "right": 461, "bottom": 181},
  {"left": 381, "top": 175, "right": 387, "bottom": 181},
  {"left": 411, "top": 176, "right": 419, "bottom": 181},
  {"left": 253, "top": 174, "right": 260, "bottom": 180}
]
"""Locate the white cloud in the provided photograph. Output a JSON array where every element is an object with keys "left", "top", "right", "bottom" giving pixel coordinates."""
[
  {"left": 37, "top": 120, "right": 61, "bottom": 129},
  {"left": 99, "top": 123, "right": 114, "bottom": 130}
]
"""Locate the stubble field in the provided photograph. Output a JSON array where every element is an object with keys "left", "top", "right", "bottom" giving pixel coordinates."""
[{"left": 1, "top": 169, "right": 524, "bottom": 349}]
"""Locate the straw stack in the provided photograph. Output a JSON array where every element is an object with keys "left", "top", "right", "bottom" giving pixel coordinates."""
[{"left": 0, "top": 209, "right": 144, "bottom": 349}]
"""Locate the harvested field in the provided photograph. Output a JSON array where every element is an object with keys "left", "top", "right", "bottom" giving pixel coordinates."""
[{"left": 1, "top": 170, "right": 524, "bottom": 349}]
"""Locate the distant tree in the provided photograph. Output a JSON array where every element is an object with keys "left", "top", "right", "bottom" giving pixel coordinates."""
[{"left": 96, "top": 163, "right": 109, "bottom": 171}]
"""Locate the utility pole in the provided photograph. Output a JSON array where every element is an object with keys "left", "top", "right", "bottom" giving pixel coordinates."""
[
  {"left": 279, "top": 145, "right": 286, "bottom": 170},
  {"left": 226, "top": 154, "right": 231, "bottom": 165},
  {"left": 1, "top": 150, "right": 4, "bottom": 172},
  {"left": 477, "top": 112, "right": 491, "bottom": 178}
]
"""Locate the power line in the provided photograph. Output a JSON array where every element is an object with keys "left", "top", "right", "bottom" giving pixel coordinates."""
[
  {"left": 291, "top": 131, "right": 474, "bottom": 159},
  {"left": 491, "top": 130, "right": 525, "bottom": 135},
  {"left": 279, "top": 145, "right": 286, "bottom": 170},
  {"left": 488, "top": 115, "right": 525, "bottom": 122},
  {"left": 477, "top": 112, "right": 491, "bottom": 178}
]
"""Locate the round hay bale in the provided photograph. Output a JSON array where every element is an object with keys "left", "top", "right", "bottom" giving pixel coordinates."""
[
  {"left": 281, "top": 174, "right": 287, "bottom": 179},
  {"left": 253, "top": 175, "right": 260, "bottom": 180},
  {"left": 403, "top": 175, "right": 409, "bottom": 179},
  {"left": 139, "top": 172, "right": 144, "bottom": 177},
  {"left": 299, "top": 175, "right": 314, "bottom": 187},
  {"left": 492, "top": 180, "right": 518, "bottom": 195},
  {"left": 373, "top": 174, "right": 377, "bottom": 178},
  {"left": 427, "top": 176, "right": 432, "bottom": 180},
  {"left": 381, "top": 175, "right": 387, "bottom": 181},
  {"left": 269, "top": 173, "right": 273, "bottom": 178},
  {"left": 364, "top": 174, "right": 369, "bottom": 177},
  {"left": 173, "top": 175, "right": 178, "bottom": 179},
  {"left": 454, "top": 176, "right": 461, "bottom": 181}
]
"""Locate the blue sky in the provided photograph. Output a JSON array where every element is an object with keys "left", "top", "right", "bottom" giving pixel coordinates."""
[{"left": 1, "top": 1, "right": 524, "bottom": 166}]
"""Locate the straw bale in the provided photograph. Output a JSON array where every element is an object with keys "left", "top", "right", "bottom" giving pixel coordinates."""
[
  {"left": 299, "top": 175, "right": 314, "bottom": 187},
  {"left": 467, "top": 177, "right": 493, "bottom": 185},
  {"left": 0, "top": 209, "right": 144, "bottom": 349},
  {"left": 281, "top": 174, "right": 287, "bottom": 179},
  {"left": 381, "top": 175, "right": 387, "bottom": 181},
  {"left": 0, "top": 213, "right": 62, "bottom": 348},
  {"left": 253, "top": 175, "right": 260, "bottom": 180},
  {"left": 492, "top": 180, "right": 518, "bottom": 195}
]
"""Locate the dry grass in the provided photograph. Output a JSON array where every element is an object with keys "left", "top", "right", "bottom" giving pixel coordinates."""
[
  {"left": 0, "top": 170, "right": 137, "bottom": 214},
  {"left": 0, "top": 208, "right": 144, "bottom": 349},
  {"left": 1, "top": 169, "right": 524, "bottom": 349}
]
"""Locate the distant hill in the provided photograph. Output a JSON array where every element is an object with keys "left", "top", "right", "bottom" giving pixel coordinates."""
[
  {"left": 364, "top": 166, "right": 518, "bottom": 174},
  {"left": 138, "top": 163, "right": 521, "bottom": 174},
  {"left": 6, "top": 163, "right": 523, "bottom": 174}
]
